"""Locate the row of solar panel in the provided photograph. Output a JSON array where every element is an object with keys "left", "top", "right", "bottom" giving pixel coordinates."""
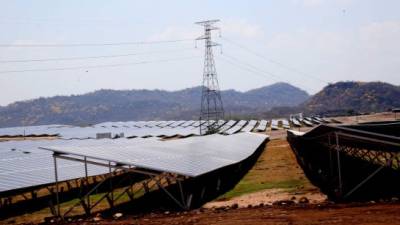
[
  {"left": 0, "top": 138, "right": 169, "bottom": 195},
  {"left": 0, "top": 117, "right": 330, "bottom": 139},
  {"left": 0, "top": 133, "right": 268, "bottom": 195},
  {"left": 0, "top": 120, "right": 269, "bottom": 139},
  {"left": 289, "top": 117, "right": 337, "bottom": 128},
  {"left": 0, "top": 139, "right": 114, "bottom": 194},
  {"left": 0, "top": 120, "right": 268, "bottom": 194},
  {"left": 0, "top": 117, "right": 333, "bottom": 140}
]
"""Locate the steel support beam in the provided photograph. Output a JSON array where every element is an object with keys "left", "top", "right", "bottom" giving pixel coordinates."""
[{"left": 50, "top": 153, "right": 189, "bottom": 218}]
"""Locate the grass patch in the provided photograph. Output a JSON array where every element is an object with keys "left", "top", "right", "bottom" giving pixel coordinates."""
[
  {"left": 214, "top": 139, "right": 316, "bottom": 201},
  {"left": 218, "top": 179, "right": 304, "bottom": 200}
]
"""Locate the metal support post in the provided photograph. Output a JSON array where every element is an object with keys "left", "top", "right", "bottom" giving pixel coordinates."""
[
  {"left": 108, "top": 161, "right": 114, "bottom": 208},
  {"left": 53, "top": 155, "right": 61, "bottom": 218},
  {"left": 328, "top": 134, "right": 333, "bottom": 176},
  {"left": 335, "top": 132, "right": 343, "bottom": 196},
  {"left": 178, "top": 180, "right": 185, "bottom": 206},
  {"left": 84, "top": 156, "right": 90, "bottom": 214},
  {"left": 156, "top": 178, "right": 186, "bottom": 210}
]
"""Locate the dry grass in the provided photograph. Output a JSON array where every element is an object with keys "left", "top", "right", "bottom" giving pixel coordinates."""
[{"left": 217, "top": 138, "right": 318, "bottom": 200}]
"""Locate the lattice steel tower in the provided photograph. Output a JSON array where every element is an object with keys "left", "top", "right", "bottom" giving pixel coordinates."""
[{"left": 196, "top": 19, "right": 224, "bottom": 135}]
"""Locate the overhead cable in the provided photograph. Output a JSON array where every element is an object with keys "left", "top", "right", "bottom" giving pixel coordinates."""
[
  {"left": 217, "top": 53, "right": 320, "bottom": 93},
  {"left": 0, "top": 38, "right": 195, "bottom": 48},
  {"left": 0, "top": 48, "right": 196, "bottom": 63},
  {"left": 221, "top": 37, "right": 328, "bottom": 84},
  {"left": 0, "top": 56, "right": 199, "bottom": 74}
]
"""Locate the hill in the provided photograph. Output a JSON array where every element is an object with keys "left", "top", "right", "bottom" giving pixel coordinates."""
[
  {"left": 259, "top": 81, "right": 400, "bottom": 118},
  {"left": 0, "top": 82, "right": 309, "bottom": 127},
  {"left": 302, "top": 81, "right": 400, "bottom": 116}
]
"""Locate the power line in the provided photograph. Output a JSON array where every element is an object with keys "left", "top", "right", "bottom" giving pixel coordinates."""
[
  {"left": 221, "top": 37, "right": 328, "bottom": 84},
  {"left": 0, "top": 56, "right": 199, "bottom": 74},
  {"left": 220, "top": 53, "right": 283, "bottom": 82},
  {"left": 218, "top": 56, "right": 280, "bottom": 83},
  {"left": 218, "top": 53, "right": 320, "bottom": 93},
  {"left": 0, "top": 38, "right": 195, "bottom": 48},
  {"left": 0, "top": 48, "right": 196, "bottom": 63}
]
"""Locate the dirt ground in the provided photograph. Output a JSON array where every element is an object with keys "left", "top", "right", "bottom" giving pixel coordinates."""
[
  {"left": 64, "top": 202, "right": 400, "bottom": 225},
  {"left": 204, "top": 138, "right": 325, "bottom": 208}
]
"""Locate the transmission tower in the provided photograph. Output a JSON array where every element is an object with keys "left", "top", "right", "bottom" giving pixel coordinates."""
[{"left": 196, "top": 19, "right": 225, "bottom": 135}]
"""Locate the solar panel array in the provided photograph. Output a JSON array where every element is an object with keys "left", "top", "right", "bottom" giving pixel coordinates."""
[
  {"left": 0, "top": 139, "right": 112, "bottom": 195},
  {"left": 41, "top": 133, "right": 268, "bottom": 177},
  {"left": 0, "top": 120, "right": 265, "bottom": 139},
  {"left": 0, "top": 117, "right": 335, "bottom": 196},
  {"left": 0, "top": 116, "right": 338, "bottom": 196},
  {"left": 0, "top": 121, "right": 205, "bottom": 139},
  {"left": 0, "top": 128, "right": 269, "bottom": 195},
  {"left": 0, "top": 117, "right": 334, "bottom": 141},
  {"left": 0, "top": 124, "right": 69, "bottom": 137}
]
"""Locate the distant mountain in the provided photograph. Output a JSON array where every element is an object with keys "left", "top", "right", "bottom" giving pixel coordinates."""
[
  {"left": 259, "top": 81, "right": 400, "bottom": 119},
  {"left": 0, "top": 82, "right": 309, "bottom": 127},
  {"left": 302, "top": 81, "right": 400, "bottom": 115}
]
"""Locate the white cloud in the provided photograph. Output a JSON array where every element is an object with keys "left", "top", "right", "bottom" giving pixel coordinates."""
[
  {"left": 359, "top": 21, "right": 400, "bottom": 54},
  {"left": 266, "top": 20, "right": 400, "bottom": 56},
  {"left": 291, "top": 0, "right": 325, "bottom": 7},
  {"left": 302, "top": 0, "right": 325, "bottom": 6},
  {"left": 292, "top": 0, "right": 356, "bottom": 7},
  {"left": 147, "top": 26, "right": 198, "bottom": 41},
  {"left": 221, "top": 19, "right": 264, "bottom": 39},
  {"left": 261, "top": 20, "right": 400, "bottom": 88},
  {"left": 266, "top": 29, "right": 349, "bottom": 58}
]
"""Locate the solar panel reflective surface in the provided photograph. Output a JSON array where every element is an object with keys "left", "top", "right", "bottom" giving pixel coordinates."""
[
  {"left": 254, "top": 120, "right": 268, "bottom": 131},
  {"left": 0, "top": 120, "right": 266, "bottom": 139},
  {"left": 0, "top": 138, "right": 160, "bottom": 195},
  {"left": 241, "top": 120, "right": 258, "bottom": 132},
  {"left": 224, "top": 120, "right": 248, "bottom": 135},
  {"left": 41, "top": 133, "right": 268, "bottom": 177}
]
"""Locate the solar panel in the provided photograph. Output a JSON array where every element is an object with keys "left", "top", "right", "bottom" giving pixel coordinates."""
[
  {"left": 40, "top": 133, "right": 268, "bottom": 178},
  {"left": 240, "top": 120, "right": 258, "bottom": 132},
  {"left": 180, "top": 120, "right": 196, "bottom": 128},
  {"left": 282, "top": 119, "right": 290, "bottom": 129},
  {"left": 0, "top": 124, "right": 66, "bottom": 137},
  {"left": 291, "top": 118, "right": 302, "bottom": 127},
  {"left": 0, "top": 138, "right": 160, "bottom": 195},
  {"left": 254, "top": 120, "right": 268, "bottom": 132},
  {"left": 0, "top": 120, "right": 258, "bottom": 140},
  {"left": 191, "top": 121, "right": 206, "bottom": 128},
  {"left": 168, "top": 121, "right": 186, "bottom": 128},
  {"left": 303, "top": 118, "right": 314, "bottom": 126},
  {"left": 223, "top": 120, "right": 247, "bottom": 135},
  {"left": 156, "top": 121, "right": 174, "bottom": 128},
  {"left": 143, "top": 121, "right": 163, "bottom": 128},
  {"left": 271, "top": 119, "right": 279, "bottom": 130},
  {"left": 218, "top": 120, "right": 236, "bottom": 133}
]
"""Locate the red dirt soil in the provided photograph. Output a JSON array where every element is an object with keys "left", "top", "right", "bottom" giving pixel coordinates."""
[{"left": 61, "top": 202, "right": 400, "bottom": 225}]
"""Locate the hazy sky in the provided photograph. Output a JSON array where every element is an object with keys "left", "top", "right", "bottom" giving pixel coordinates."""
[{"left": 0, "top": 0, "right": 399, "bottom": 106}]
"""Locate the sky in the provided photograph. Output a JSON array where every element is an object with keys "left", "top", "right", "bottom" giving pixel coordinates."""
[{"left": 0, "top": 0, "right": 399, "bottom": 106}]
